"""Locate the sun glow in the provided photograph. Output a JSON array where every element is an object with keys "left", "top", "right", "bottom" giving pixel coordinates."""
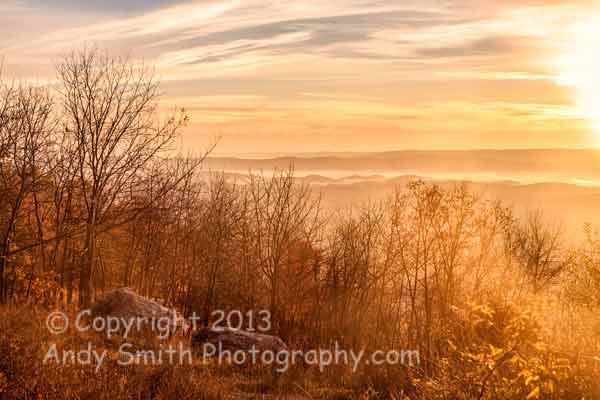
[{"left": 556, "top": 18, "right": 600, "bottom": 137}]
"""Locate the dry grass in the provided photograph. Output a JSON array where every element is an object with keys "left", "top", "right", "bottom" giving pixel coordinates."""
[
  {"left": 0, "top": 305, "right": 234, "bottom": 399},
  {"left": 1, "top": 303, "right": 599, "bottom": 400},
  {"left": 0, "top": 305, "right": 392, "bottom": 400}
]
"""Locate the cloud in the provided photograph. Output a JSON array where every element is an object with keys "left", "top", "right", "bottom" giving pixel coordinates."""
[
  {"left": 1, "top": 0, "right": 584, "bottom": 76},
  {"left": 22, "top": 0, "right": 191, "bottom": 15},
  {"left": 1, "top": 0, "right": 598, "bottom": 152},
  {"left": 416, "top": 36, "right": 519, "bottom": 58},
  {"left": 156, "top": 31, "right": 313, "bottom": 67}
]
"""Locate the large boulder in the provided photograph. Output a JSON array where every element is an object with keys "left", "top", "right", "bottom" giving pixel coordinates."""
[
  {"left": 192, "top": 327, "right": 288, "bottom": 355},
  {"left": 90, "top": 287, "right": 188, "bottom": 337}
]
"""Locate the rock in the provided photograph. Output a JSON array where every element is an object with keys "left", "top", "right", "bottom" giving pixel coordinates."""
[
  {"left": 90, "top": 287, "right": 188, "bottom": 337},
  {"left": 192, "top": 327, "right": 288, "bottom": 355}
]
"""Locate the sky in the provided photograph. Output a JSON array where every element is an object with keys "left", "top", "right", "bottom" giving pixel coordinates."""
[{"left": 1, "top": 0, "right": 600, "bottom": 155}]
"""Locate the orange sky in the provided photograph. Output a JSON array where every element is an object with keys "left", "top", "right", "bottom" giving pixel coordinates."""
[{"left": 1, "top": 0, "right": 600, "bottom": 155}]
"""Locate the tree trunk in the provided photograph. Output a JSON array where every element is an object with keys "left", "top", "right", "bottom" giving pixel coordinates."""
[
  {"left": 0, "top": 234, "right": 11, "bottom": 303},
  {"left": 79, "top": 222, "right": 95, "bottom": 308},
  {"left": 0, "top": 251, "right": 6, "bottom": 303}
]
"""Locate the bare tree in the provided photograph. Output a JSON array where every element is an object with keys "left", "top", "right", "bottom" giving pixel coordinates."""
[
  {"left": 0, "top": 75, "right": 12, "bottom": 302},
  {"left": 0, "top": 84, "right": 54, "bottom": 302},
  {"left": 47, "top": 133, "right": 81, "bottom": 303},
  {"left": 510, "top": 210, "right": 573, "bottom": 292},
  {"left": 248, "top": 167, "right": 321, "bottom": 332},
  {"left": 57, "top": 48, "right": 189, "bottom": 307},
  {"left": 197, "top": 174, "right": 241, "bottom": 324}
]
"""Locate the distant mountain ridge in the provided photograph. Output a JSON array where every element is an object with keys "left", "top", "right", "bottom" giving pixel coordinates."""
[{"left": 204, "top": 149, "right": 600, "bottom": 184}]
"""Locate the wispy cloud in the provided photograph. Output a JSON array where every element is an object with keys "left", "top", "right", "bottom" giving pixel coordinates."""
[{"left": 1, "top": 0, "right": 598, "bottom": 153}]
